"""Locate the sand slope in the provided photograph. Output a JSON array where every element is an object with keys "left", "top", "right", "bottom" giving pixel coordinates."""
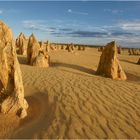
[{"left": 0, "top": 48, "right": 140, "bottom": 139}]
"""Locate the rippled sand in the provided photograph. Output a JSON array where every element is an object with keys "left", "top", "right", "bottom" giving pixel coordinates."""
[{"left": 0, "top": 48, "right": 140, "bottom": 139}]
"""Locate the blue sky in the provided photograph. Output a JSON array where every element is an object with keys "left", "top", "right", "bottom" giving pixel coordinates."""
[{"left": 0, "top": 1, "right": 140, "bottom": 47}]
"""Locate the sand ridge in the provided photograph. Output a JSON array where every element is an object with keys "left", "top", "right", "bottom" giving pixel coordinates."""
[{"left": 0, "top": 48, "right": 140, "bottom": 139}]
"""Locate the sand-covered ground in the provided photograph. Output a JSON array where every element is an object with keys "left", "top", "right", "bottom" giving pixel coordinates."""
[{"left": 0, "top": 48, "right": 140, "bottom": 139}]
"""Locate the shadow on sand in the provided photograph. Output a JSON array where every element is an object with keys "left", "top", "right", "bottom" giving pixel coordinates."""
[
  {"left": 12, "top": 90, "right": 57, "bottom": 139},
  {"left": 17, "top": 55, "right": 27, "bottom": 65},
  {"left": 126, "top": 72, "right": 140, "bottom": 82},
  {"left": 17, "top": 56, "right": 96, "bottom": 75},
  {"left": 120, "top": 59, "right": 137, "bottom": 65},
  {"left": 51, "top": 62, "right": 95, "bottom": 75}
]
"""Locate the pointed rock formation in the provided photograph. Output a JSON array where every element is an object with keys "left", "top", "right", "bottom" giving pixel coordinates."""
[
  {"left": 61, "top": 45, "right": 64, "bottom": 50},
  {"left": 39, "top": 41, "right": 46, "bottom": 53},
  {"left": 128, "top": 48, "right": 140, "bottom": 55},
  {"left": 50, "top": 44, "right": 57, "bottom": 51},
  {"left": 16, "top": 32, "right": 28, "bottom": 55},
  {"left": 74, "top": 45, "right": 79, "bottom": 50},
  {"left": 33, "top": 51, "right": 50, "bottom": 68},
  {"left": 98, "top": 46, "right": 104, "bottom": 52},
  {"left": 62, "top": 45, "right": 67, "bottom": 50},
  {"left": 78, "top": 45, "right": 85, "bottom": 51},
  {"left": 117, "top": 46, "right": 121, "bottom": 54},
  {"left": 96, "top": 41, "right": 127, "bottom": 80},
  {"left": 27, "top": 33, "right": 40, "bottom": 65},
  {"left": 137, "top": 58, "right": 140, "bottom": 64},
  {"left": 128, "top": 48, "right": 132, "bottom": 55},
  {"left": 67, "top": 43, "right": 74, "bottom": 52},
  {"left": 0, "top": 21, "right": 28, "bottom": 118},
  {"left": 46, "top": 41, "right": 50, "bottom": 52},
  {"left": 57, "top": 45, "right": 62, "bottom": 50}
]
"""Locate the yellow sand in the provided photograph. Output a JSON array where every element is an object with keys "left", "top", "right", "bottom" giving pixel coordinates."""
[{"left": 0, "top": 48, "right": 140, "bottom": 139}]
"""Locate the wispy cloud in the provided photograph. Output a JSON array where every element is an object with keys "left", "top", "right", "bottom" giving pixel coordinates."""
[
  {"left": 0, "top": 8, "right": 20, "bottom": 15},
  {"left": 22, "top": 20, "right": 56, "bottom": 33},
  {"left": 67, "top": 9, "right": 88, "bottom": 15},
  {"left": 22, "top": 19, "right": 140, "bottom": 47},
  {"left": 67, "top": 31, "right": 108, "bottom": 38},
  {"left": 104, "top": 9, "right": 123, "bottom": 14},
  {"left": 118, "top": 21, "right": 140, "bottom": 31},
  {"left": 58, "top": 29, "right": 135, "bottom": 39}
]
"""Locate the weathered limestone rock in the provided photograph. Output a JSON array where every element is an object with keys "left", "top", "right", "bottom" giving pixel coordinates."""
[
  {"left": 50, "top": 44, "right": 57, "bottom": 51},
  {"left": 132, "top": 48, "right": 136, "bottom": 55},
  {"left": 0, "top": 21, "right": 28, "bottom": 118},
  {"left": 128, "top": 48, "right": 140, "bottom": 55},
  {"left": 62, "top": 45, "right": 67, "bottom": 50},
  {"left": 74, "top": 45, "right": 79, "bottom": 50},
  {"left": 117, "top": 47, "right": 121, "bottom": 54},
  {"left": 98, "top": 46, "right": 104, "bottom": 52},
  {"left": 82, "top": 46, "right": 85, "bottom": 51},
  {"left": 27, "top": 33, "right": 40, "bottom": 65},
  {"left": 16, "top": 32, "right": 28, "bottom": 55},
  {"left": 33, "top": 51, "right": 50, "bottom": 68},
  {"left": 46, "top": 40, "right": 50, "bottom": 52},
  {"left": 137, "top": 58, "right": 140, "bottom": 64},
  {"left": 57, "top": 45, "right": 61, "bottom": 50},
  {"left": 78, "top": 45, "right": 82, "bottom": 51},
  {"left": 39, "top": 41, "right": 46, "bottom": 53},
  {"left": 128, "top": 48, "right": 132, "bottom": 55},
  {"left": 96, "top": 41, "right": 127, "bottom": 80},
  {"left": 67, "top": 43, "right": 74, "bottom": 52},
  {"left": 136, "top": 49, "right": 140, "bottom": 55},
  {"left": 78, "top": 46, "right": 85, "bottom": 51}
]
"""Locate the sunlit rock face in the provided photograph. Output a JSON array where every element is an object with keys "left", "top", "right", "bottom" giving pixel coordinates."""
[
  {"left": 46, "top": 40, "right": 50, "bottom": 52},
  {"left": 137, "top": 58, "right": 140, "bottom": 65},
  {"left": 67, "top": 43, "right": 74, "bottom": 52},
  {"left": 96, "top": 41, "right": 127, "bottom": 80},
  {"left": 128, "top": 48, "right": 140, "bottom": 55},
  {"left": 0, "top": 20, "right": 28, "bottom": 118},
  {"left": 39, "top": 41, "right": 46, "bottom": 53},
  {"left": 16, "top": 32, "right": 28, "bottom": 55},
  {"left": 33, "top": 51, "right": 50, "bottom": 68},
  {"left": 117, "top": 47, "right": 121, "bottom": 54},
  {"left": 27, "top": 33, "right": 40, "bottom": 65}
]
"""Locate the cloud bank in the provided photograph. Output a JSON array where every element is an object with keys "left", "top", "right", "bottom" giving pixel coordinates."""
[{"left": 22, "top": 19, "right": 140, "bottom": 47}]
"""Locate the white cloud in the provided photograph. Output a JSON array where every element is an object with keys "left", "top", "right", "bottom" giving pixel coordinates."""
[
  {"left": 118, "top": 21, "right": 140, "bottom": 31},
  {"left": 22, "top": 19, "right": 140, "bottom": 48},
  {"left": 104, "top": 9, "right": 123, "bottom": 14},
  {"left": 22, "top": 20, "right": 58, "bottom": 33},
  {"left": 22, "top": 20, "right": 46, "bottom": 24},
  {"left": 67, "top": 9, "right": 88, "bottom": 15},
  {"left": 68, "top": 9, "right": 72, "bottom": 13}
]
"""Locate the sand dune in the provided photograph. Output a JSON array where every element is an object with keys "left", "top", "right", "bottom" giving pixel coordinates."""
[{"left": 0, "top": 48, "right": 140, "bottom": 139}]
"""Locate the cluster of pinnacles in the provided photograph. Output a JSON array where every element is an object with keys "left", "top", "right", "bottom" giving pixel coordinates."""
[
  {"left": 0, "top": 20, "right": 52, "bottom": 119},
  {"left": 16, "top": 32, "right": 28, "bottom": 55},
  {"left": 128, "top": 48, "right": 140, "bottom": 55},
  {"left": 50, "top": 43, "right": 86, "bottom": 52},
  {"left": 16, "top": 32, "right": 50, "bottom": 68},
  {"left": 0, "top": 21, "right": 51, "bottom": 119}
]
